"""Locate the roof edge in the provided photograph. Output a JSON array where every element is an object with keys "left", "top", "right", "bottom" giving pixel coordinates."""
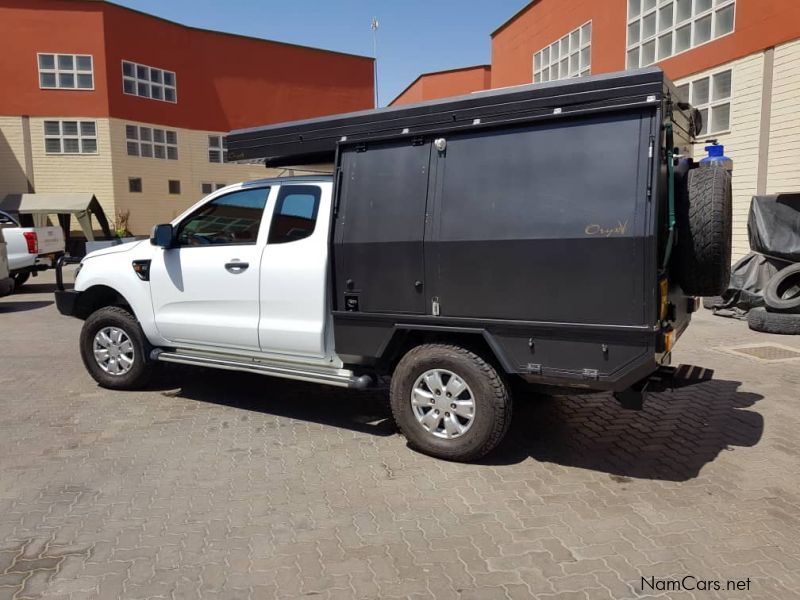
[
  {"left": 82, "top": 0, "right": 375, "bottom": 62},
  {"left": 389, "top": 64, "right": 491, "bottom": 106},
  {"left": 491, "top": 0, "right": 539, "bottom": 38}
]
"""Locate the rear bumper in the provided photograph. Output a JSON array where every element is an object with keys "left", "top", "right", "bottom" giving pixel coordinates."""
[
  {"left": 55, "top": 289, "right": 80, "bottom": 316},
  {"left": 0, "top": 277, "right": 13, "bottom": 297}
]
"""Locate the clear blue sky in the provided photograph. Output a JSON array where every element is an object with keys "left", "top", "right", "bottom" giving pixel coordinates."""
[{"left": 110, "top": 0, "right": 529, "bottom": 106}]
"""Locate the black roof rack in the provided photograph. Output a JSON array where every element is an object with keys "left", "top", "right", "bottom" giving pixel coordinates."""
[{"left": 228, "top": 67, "right": 672, "bottom": 167}]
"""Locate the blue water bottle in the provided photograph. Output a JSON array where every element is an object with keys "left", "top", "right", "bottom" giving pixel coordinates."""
[{"left": 700, "top": 141, "right": 733, "bottom": 172}]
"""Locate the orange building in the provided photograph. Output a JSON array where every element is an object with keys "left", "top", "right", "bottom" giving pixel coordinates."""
[
  {"left": 0, "top": 0, "right": 374, "bottom": 234},
  {"left": 393, "top": 0, "right": 800, "bottom": 259},
  {"left": 390, "top": 65, "right": 491, "bottom": 106}
]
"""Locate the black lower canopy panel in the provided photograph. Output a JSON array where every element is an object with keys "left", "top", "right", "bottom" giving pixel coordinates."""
[{"left": 227, "top": 67, "right": 688, "bottom": 166}]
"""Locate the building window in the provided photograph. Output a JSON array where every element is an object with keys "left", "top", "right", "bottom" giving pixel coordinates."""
[
  {"left": 533, "top": 22, "right": 591, "bottom": 83},
  {"left": 168, "top": 180, "right": 181, "bottom": 195},
  {"left": 129, "top": 177, "right": 142, "bottom": 193},
  {"left": 627, "top": 0, "right": 736, "bottom": 69},
  {"left": 38, "top": 54, "right": 93, "bottom": 90},
  {"left": 43, "top": 120, "right": 97, "bottom": 154},
  {"left": 201, "top": 182, "right": 227, "bottom": 195},
  {"left": 122, "top": 60, "right": 177, "bottom": 103},
  {"left": 208, "top": 135, "right": 228, "bottom": 163},
  {"left": 126, "top": 125, "right": 178, "bottom": 160},
  {"left": 676, "top": 69, "right": 732, "bottom": 135}
]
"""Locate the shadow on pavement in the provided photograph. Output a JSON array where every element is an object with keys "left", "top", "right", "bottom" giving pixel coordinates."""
[
  {"left": 158, "top": 366, "right": 763, "bottom": 481},
  {"left": 164, "top": 367, "right": 396, "bottom": 437},
  {"left": 14, "top": 282, "right": 59, "bottom": 294},
  {"left": 0, "top": 300, "right": 54, "bottom": 313},
  {"left": 486, "top": 377, "right": 764, "bottom": 481}
]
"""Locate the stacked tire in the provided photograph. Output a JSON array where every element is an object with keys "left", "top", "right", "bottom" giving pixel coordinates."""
[{"left": 748, "top": 263, "right": 800, "bottom": 334}]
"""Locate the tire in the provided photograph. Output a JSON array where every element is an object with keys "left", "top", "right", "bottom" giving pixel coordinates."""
[
  {"left": 389, "top": 344, "right": 512, "bottom": 462},
  {"left": 747, "top": 307, "right": 800, "bottom": 335},
  {"left": 12, "top": 272, "right": 30, "bottom": 289},
  {"left": 764, "top": 263, "right": 800, "bottom": 314},
  {"left": 676, "top": 166, "right": 732, "bottom": 296},
  {"left": 79, "top": 306, "right": 155, "bottom": 389}
]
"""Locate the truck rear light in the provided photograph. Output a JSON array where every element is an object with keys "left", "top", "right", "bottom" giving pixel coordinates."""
[
  {"left": 659, "top": 278, "right": 669, "bottom": 321},
  {"left": 23, "top": 231, "right": 38, "bottom": 254},
  {"left": 663, "top": 329, "right": 676, "bottom": 353}
]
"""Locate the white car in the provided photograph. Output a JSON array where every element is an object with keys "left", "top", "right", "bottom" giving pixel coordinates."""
[{"left": 0, "top": 209, "right": 65, "bottom": 289}]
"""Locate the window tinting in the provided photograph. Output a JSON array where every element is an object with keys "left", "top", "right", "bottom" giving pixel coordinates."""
[
  {"left": 268, "top": 186, "right": 321, "bottom": 245},
  {"left": 177, "top": 188, "right": 269, "bottom": 246}
]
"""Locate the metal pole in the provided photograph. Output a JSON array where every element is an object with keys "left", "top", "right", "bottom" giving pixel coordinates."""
[{"left": 371, "top": 17, "right": 379, "bottom": 108}]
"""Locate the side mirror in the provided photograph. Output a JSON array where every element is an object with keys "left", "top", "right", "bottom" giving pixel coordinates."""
[{"left": 150, "top": 223, "right": 174, "bottom": 248}]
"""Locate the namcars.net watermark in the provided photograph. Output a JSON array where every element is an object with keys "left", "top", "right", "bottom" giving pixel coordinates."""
[{"left": 642, "top": 575, "right": 752, "bottom": 593}]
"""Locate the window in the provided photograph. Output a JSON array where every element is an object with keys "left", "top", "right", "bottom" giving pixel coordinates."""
[
  {"left": 129, "top": 177, "right": 142, "bottom": 193},
  {"left": 533, "top": 22, "right": 591, "bottom": 83},
  {"left": 38, "top": 53, "right": 93, "bottom": 89},
  {"left": 627, "top": 0, "right": 735, "bottom": 68},
  {"left": 201, "top": 182, "right": 226, "bottom": 194},
  {"left": 268, "top": 186, "right": 321, "bottom": 244},
  {"left": 122, "top": 60, "right": 177, "bottom": 103},
  {"left": 208, "top": 135, "right": 228, "bottom": 163},
  {"left": 676, "top": 69, "right": 732, "bottom": 135},
  {"left": 168, "top": 180, "right": 181, "bottom": 195},
  {"left": 177, "top": 188, "right": 269, "bottom": 246},
  {"left": 43, "top": 120, "right": 97, "bottom": 154},
  {"left": 126, "top": 125, "right": 178, "bottom": 160}
]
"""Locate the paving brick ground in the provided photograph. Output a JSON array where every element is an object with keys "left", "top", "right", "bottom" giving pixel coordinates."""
[{"left": 1, "top": 272, "right": 799, "bottom": 599}]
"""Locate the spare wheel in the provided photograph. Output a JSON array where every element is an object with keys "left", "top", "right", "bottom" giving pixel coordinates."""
[{"left": 675, "top": 166, "right": 732, "bottom": 296}]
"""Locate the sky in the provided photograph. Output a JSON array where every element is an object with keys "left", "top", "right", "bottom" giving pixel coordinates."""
[{"left": 110, "top": 0, "right": 530, "bottom": 106}]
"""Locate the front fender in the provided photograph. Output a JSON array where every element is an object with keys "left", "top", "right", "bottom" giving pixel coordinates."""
[{"left": 74, "top": 253, "right": 160, "bottom": 344}]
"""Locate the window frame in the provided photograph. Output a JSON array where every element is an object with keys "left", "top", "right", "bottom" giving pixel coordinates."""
[
  {"left": 168, "top": 180, "right": 181, "bottom": 195},
  {"left": 37, "top": 53, "right": 94, "bottom": 90},
  {"left": 121, "top": 60, "right": 177, "bottom": 103},
  {"left": 128, "top": 177, "right": 142, "bottom": 193},
  {"left": 43, "top": 119, "right": 98, "bottom": 155},
  {"left": 626, "top": 0, "right": 736, "bottom": 69},
  {"left": 174, "top": 186, "right": 271, "bottom": 248},
  {"left": 533, "top": 21, "right": 592, "bottom": 84},
  {"left": 267, "top": 185, "right": 322, "bottom": 245},
  {"left": 126, "top": 124, "right": 178, "bottom": 160},
  {"left": 675, "top": 67, "right": 733, "bottom": 136},
  {"left": 208, "top": 135, "right": 228, "bottom": 164}
]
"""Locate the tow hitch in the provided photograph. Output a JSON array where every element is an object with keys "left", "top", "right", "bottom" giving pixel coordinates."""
[{"left": 613, "top": 364, "right": 714, "bottom": 410}]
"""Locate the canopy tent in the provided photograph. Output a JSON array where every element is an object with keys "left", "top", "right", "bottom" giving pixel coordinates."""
[{"left": 0, "top": 193, "right": 112, "bottom": 241}]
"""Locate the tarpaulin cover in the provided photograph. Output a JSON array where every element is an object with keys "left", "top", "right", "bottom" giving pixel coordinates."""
[
  {"left": 748, "top": 194, "right": 800, "bottom": 262},
  {"left": 708, "top": 252, "right": 793, "bottom": 319}
]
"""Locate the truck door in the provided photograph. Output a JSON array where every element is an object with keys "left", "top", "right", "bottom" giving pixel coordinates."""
[
  {"left": 334, "top": 141, "right": 431, "bottom": 315},
  {"left": 149, "top": 185, "right": 270, "bottom": 351},
  {"left": 258, "top": 182, "right": 332, "bottom": 358}
]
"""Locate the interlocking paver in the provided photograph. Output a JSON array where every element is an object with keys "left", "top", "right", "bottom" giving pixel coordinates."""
[{"left": 1, "top": 272, "right": 799, "bottom": 599}]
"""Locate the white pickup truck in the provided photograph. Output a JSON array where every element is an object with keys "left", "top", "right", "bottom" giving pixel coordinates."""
[
  {"left": 54, "top": 71, "right": 723, "bottom": 461},
  {"left": 0, "top": 209, "right": 65, "bottom": 289},
  {"left": 0, "top": 227, "right": 14, "bottom": 297}
]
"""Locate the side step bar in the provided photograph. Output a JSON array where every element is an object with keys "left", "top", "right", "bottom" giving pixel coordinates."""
[{"left": 151, "top": 349, "right": 373, "bottom": 389}]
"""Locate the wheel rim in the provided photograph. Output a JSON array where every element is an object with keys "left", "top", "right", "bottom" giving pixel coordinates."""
[
  {"left": 411, "top": 369, "right": 475, "bottom": 439},
  {"left": 92, "top": 326, "right": 135, "bottom": 376}
]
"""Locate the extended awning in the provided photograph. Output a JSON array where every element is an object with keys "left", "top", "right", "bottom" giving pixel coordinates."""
[{"left": 0, "top": 193, "right": 112, "bottom": 241}]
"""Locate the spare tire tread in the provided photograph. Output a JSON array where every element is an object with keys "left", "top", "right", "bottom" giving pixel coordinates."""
[
  {"left": 764, "top": 263, "right": 800, "bottom": 314},
  {"left": 676, "top": 166, "right": 732, "bottom": 297},
  {"left": 747, "top": 307, "right": 800, "bottom": 335}
]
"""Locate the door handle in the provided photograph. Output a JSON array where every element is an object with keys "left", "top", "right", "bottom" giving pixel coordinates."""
[{"left": 225, "top": 260, "right": 249, "bottom": 273}]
